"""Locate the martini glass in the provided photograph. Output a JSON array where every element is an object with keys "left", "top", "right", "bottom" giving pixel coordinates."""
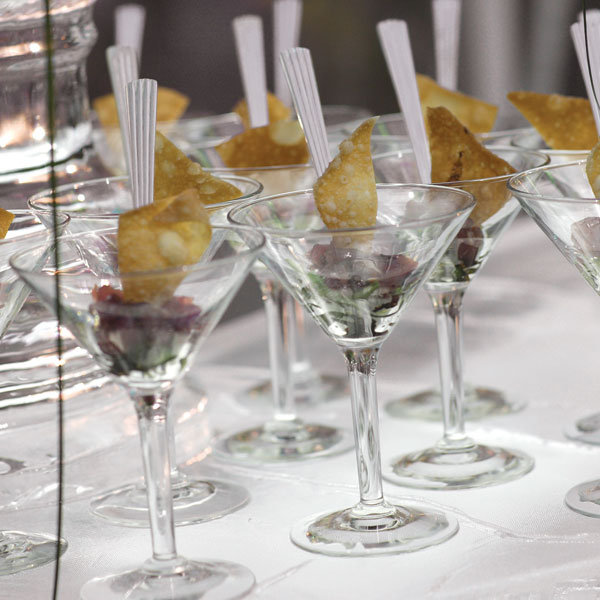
[
  {"left": 203, "top": 164, "right": 355, "bottom": 463},
  {"left": 0, "top": 210, "right": 69, "bottom": 574},
  {"left": 229, "top": 183, "right": 474, "bottom": 556},
  {"left": 29, "top": 174, "right": 263, "bottom": 527},
  {"left": 376, "top": 147, "right": 546, "bottom": 490},
  {"left": 11, "top": 225, "right": 263, "bottom": 599},
  {"left": 366, "top": 133, "right": 539, "bottom": 421},
  {"left": 508, "top": 160, "right": 600, "bottom": 517}
]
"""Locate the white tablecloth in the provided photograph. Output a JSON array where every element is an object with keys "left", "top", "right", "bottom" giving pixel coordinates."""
[{"left": 4, "top": 214, "right": 600, "bottom": 599}]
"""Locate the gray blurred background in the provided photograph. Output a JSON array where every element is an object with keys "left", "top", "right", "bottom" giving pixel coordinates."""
[
  {"left": 87, "top": 0, "right": 594, "bottom": 319},
  {"left": 89, "top": 0, "right": 591, "bottom": 128}
]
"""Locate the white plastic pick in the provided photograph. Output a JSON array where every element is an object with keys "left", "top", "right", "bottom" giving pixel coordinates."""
[
  {"left": 273, "top": 0, "right": 303, "bottom": 105},
  {"left": 571, "top": 20, "right": 600, "bottom": 135},
  {"left": 233, "top": 15, "right": 269, "bottom": 128},
  {"left": 280, "top": 47, "right": 330, "bottom": 177},
  {"left": 579, "top": 8, "right": 600, "bottom": 24},
  {"left": 432, "top": 0, "right": 461, "bottom": 90},
  {"left": 115, "top": 4, "right": 146, "bottom": 62},
  {"left": 106, "top": 45, "right": 139, "bottom": 177},
  {"left": 377, "top": 19, "right": 431, "bottom": 184},
  {"left": 127, "top": 79, "right": 157, "bottom": 208}
]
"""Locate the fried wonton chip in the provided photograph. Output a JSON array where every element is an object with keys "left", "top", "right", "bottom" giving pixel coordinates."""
[
  {"left": 155, "top": 131, "right": 241, "bottom": 204},
  {"left": 314, "top": 117, "right": 377, "bottom": 229},
  {"left": 428, "top": 106, "right": 515, "bottom": 225},
  {"left": 507, "top": 91, "right": 597, "bottom": 150},
  {"left": 586, "top": 140, "right": 600, "bottom": 196},
  {"left": 93, "top": 86, "right": 190, "bottom": 130},
  {"left": 0, "top": 208, "right": 14, "bottom": 239},
  {"left": 216, "top": 120, "right": 309, "bottom": 168},
  {"left": 233, "top": 92, "right": 291, "bottom": 129},
  {"left": 417, "top": 74, "right": 497, "bottom": 134},
  {"left": 118, "top": 189, "right": 212, "bottom": 303}
]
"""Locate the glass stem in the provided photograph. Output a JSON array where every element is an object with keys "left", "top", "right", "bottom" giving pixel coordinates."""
[
  {"left": 134, "top": 393, "right": 178, "bottom": 562},
  {"left": 344, "top": 346, "right": 390, "bottom": 515},
  {"left": 427, "top": 284, "right": 474, "bottom": 451},
  {"left": 260, "top": 278, "right": 296, "bottom": 424},
  {"left": 287, "top": 298, "right": 321, "bottom": 401}
]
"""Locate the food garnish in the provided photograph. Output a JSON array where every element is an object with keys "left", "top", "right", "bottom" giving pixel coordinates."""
[
  {"left": 417, "top": 74, "right": 497, "bottom": 134},
  {"left": 233, "top": 91, "right": 291, "bottom": 129},
  {"left": 155, "top": 131, "right": 241, "bottom": 204},
  {"left": 314, "top": 117, "right": 378, "bottom": 229},
  {"left": 507, "top": 91, "right": 597, "bottom": 150},
  {"left": 587, "top": 140, "right": 600, "bottom": 197},
  {"left": 428, "top": 106, "right": 515, "bottom": 224},
  {"left": 216, "top": 119, "right": 309, "bottom": 168},
  {"left": 118, "top": 188, "right": 212, "bottom": 303},
  {"left": 0, "top": 208, "right": 14, "bottom": 239}
]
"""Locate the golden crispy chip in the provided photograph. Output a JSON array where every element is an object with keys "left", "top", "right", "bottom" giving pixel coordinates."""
[
  {"left": 507, "top": 91, "right": 597, "bottom": 150},
  {"left": 155, "top": 131, "right": 241, "bottom": 204},
  {"left": 233, "top": 92, "right": 291, "bottom": 129},
  {"left": 417, "top": 74, "right": 497, "bottom": 134},
  {"left": 586, "top": 140, "right": 600, "bottom": 196},
  {"left": 314, "top": 117, "right": 377, "bottom": 229},
  {"left": 118, "top": 189, "right": 212, "bottom": 303},
  {"left": 216, "top": 120, "right": 309, "bottom": 168},
  {"left": 428, "top": 106, "right": 515, "bottom": 225},
  {"left": 93, "top": 87, "right": 190, "bottom": 130},
  {"left": 0, "top": 208, "right": 14, "bottom": 239}
]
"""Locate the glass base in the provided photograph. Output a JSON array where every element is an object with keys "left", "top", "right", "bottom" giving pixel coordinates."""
[
  {"left": 553, "top": 579, "right": 600, "bottom": 598},
  {"left": 0, "top": 531, "right": 66, "bottom": 575},
  {"left": 243, "top": 373, "right": 348, "bottom": 406},
  {"left": 290, "top": 502, "right": 458, "bottom": 557},
  {"left": 384, "top": 442, "right": 534, "bottom": 490},
  {"left": 385, "top": 384, "right": 525, "bottom": 421},
  {"left": 565, "top": 413, "right": 600, "bottom": 445},
  {"left": 215, "top": 420, "right": 353, "bottom": 463},
  {"left": 90, "top": 478, "right": 249, "bottom": 528},
  {"left": 565, "top": 479, "right": 600, "bottom": 517},
  {"left": 80, "top": 557, "right": 255, "bottom": 600}
]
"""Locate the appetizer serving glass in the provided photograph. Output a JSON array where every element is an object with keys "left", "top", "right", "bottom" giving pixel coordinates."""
[
  {"left": 204, "top": 163, "right": 355, "bottom": 463},
  {"left": 509, "top": 160, "right": 600, "bottom": 517},
  {"left": 0, "top": 211, "right": 69, "bottom": 575},
  {"left": 374, "top": 147, "right": 547, "bottom": 490},
  {"left": 11, "top": 225, "right": 264, "bottom": 599},
  {"left": 29, "top": 174, "right": 263, "bottom": 527},
  {"left": 367, "top": 127, "right": 540, "bottom": 421},
  {"left": 230, "top": 183, "right": 474, "bottom": 556}
]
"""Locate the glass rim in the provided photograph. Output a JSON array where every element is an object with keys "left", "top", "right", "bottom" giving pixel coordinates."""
[
  {"left": 9, "top": 224, "right": 265, "bottom": 280},
  {"left": 228, "top": 182, "right": 476, "bottom": 238},
  {"left": 371, "top": 145, "right": 549, "bottom": 185},
  {"left": 0, "top": 209, "right": 69, "bottom": 244},
  {"left": 507, "top": 159, "right": 599, "bottom": 204},
  {"left": 205, "top": 162, "right": 314, "bottom": 173},
  {"left": 27, "top": 172, "right": 264, "bottom": 216},
  {"left": 510, "top": 129, "right": 591, "bottom": 157}
]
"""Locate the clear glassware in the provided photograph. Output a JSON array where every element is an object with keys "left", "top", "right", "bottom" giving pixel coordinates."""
[
  {"left": 201, "top": 164, "right": 354, "bottom": 462},
  {"left": 0, "top": 210, "right": 69, "bottom": 574},
  {"left": 366, "top": 131, "right": 538, "bottom": 420},
  {"left": 29, "top": 174, "right": 263, "bottom": 527},
  {"left": 373, "top": 147, "right": 547, "bottom": 490},
  {"left": 509, "top": 159, "right": 600, "bottom": 517},
  {"left": 11, "top": 225, "right": 263, "bottom": 598},
  {"left": 0, "top": 0, "right": 97, "bottom": 176},
  {"left": 229, "top": 183, "right": 474, "bottom": 556}
]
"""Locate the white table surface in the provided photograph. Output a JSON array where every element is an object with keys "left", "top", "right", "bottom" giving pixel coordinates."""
[{"left": 4, "top": 213, "right": 600, "bottom": 599}]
